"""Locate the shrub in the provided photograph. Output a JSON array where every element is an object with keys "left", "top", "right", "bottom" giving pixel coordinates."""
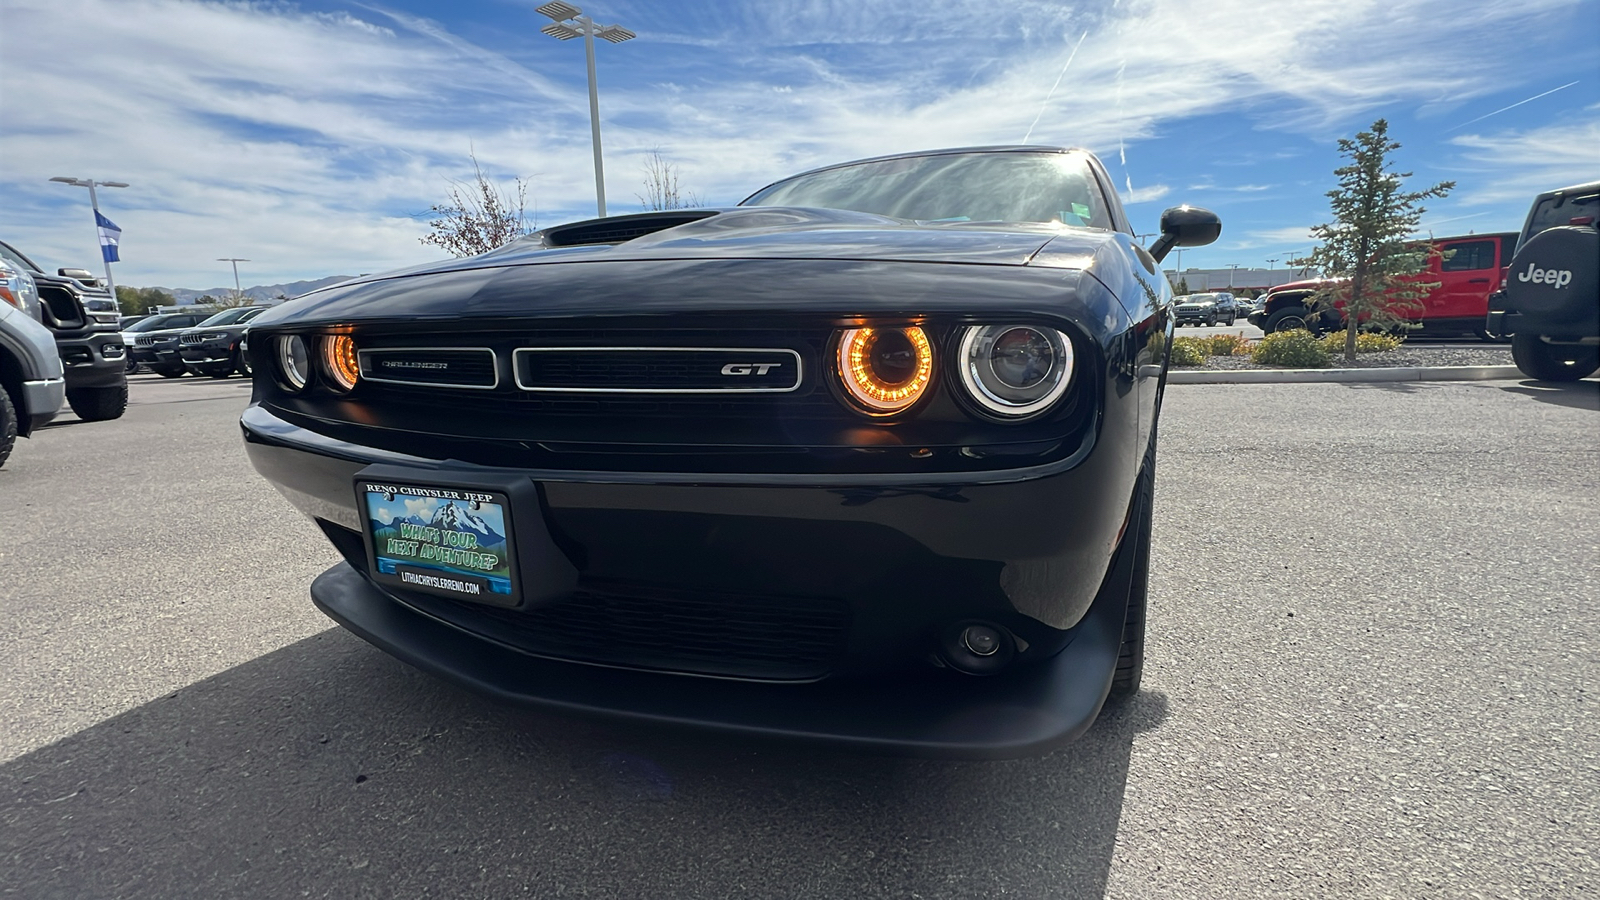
[
  {"left": 1251, "top": 330, "right": 1330, "bottom": 368},
  {"left": 1207, "top": 333, "right": 1253, "bottom": 357},
  {"left": 1169, "top": 337, "right": 1207, "bottom": 367},
  {"left": 1319, "top": 331, "right": 1404, "bottom": 354}
]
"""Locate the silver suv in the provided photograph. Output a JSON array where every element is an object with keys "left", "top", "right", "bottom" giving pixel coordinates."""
[{"left": 0, "top": 259, "right": 67, "bottom": 467}]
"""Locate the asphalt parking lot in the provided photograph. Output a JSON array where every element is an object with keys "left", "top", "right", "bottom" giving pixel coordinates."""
[{"left": 2, "top": 372, "right": 1596, "bottom": 899}]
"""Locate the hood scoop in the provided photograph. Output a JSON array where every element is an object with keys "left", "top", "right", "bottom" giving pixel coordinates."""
[{"left": 538, "top": 210, "right": 722, "bottom": 247}]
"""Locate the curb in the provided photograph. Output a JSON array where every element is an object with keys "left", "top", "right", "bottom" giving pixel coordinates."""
[{"left": 1168, "top": 365, "right": 1524, "bottom": 385}]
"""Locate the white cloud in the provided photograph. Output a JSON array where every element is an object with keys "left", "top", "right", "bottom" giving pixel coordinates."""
[
  {"left": 1120, "top": 184, "right": 1172, "bottom": 205},
  {"left": 0, "top": 0, "right": 1589, "bottom": 287},
  {"left": 1449, "top": 116, "right": 1600, "bottom": 205}
]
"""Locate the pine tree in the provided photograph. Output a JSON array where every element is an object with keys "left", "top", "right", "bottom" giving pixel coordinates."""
[{"left": 1292, "top": 119, "right": 1453, "bottom": 361}]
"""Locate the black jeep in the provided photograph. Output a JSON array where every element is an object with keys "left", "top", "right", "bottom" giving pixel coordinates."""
[
  {"left": 1486, "top": 182, "right": 1599, "bottom": 381},
  {"left": 0, "top": 240, "right": 128, "bottom": 420}
]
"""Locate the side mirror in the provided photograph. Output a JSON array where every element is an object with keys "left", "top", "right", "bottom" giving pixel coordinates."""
[{"left": 1148, "top": 206, "right": 1221, "bottom": 263}]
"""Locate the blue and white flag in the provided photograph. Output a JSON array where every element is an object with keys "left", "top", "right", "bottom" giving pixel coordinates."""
[{"left": 95, "top": 210, "right": 122, "bottom": 263}]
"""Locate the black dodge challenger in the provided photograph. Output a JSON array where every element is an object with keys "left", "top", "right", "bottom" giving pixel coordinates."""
[{"left": 241, "top": 146, "right": 1219, "bottom": 757}]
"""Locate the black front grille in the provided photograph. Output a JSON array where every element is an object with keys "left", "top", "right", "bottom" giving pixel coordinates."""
[
  {"left": 402, "top": 585, "right": 850, "bottom": 681},
  {"left": 361, "top": 347, "right": 498, "bottom": 388},
  {"left": 180, "top": 333, "right": 206, "bottom": 344},
  {"left": 515, "top": 347, "right": 801, "bottom": 392}
]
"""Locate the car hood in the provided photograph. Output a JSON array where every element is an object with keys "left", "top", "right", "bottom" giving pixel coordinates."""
[{"left": 252, "top": 208, "right": 1125, "bottom": 327}]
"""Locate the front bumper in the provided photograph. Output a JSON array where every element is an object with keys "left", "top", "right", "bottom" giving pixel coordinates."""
[
  {"left": 1174, "top": 308, "right": 1215, "bottom": 323},
  {"left": 57, "top": 333, "right": 126, "bottom": 389},
  {"left": 20, "top": 377, "right": 65, "bottom": 434},
  {"left": 181, "top": 342, "right": 236, "bottom": 369},
  {"left": 242, "top": 401, "right": 1138, "bottom": 755},
  {"left": 311, "top": 560, "right": 1123, "bottom": 758}
]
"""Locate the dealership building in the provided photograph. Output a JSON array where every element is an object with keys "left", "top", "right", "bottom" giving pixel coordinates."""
[{"left": 1164, "top": 267, "right": 1319, "bottom": 294}]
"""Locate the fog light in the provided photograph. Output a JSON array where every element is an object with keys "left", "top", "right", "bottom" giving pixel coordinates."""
[
  {"left": 962, "top": 625, "right": 1001, "bottom": 657},
  {"left": 101, "top": 343, "right": 126, "bottom": 360},
  {"left": 938, "top": 620, "right": 1016, "bottom": 675}
]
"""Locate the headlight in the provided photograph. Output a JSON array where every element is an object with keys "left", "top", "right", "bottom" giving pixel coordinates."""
[
  {"left": 957, "top": 325, "right": 1073, "bottom": 418},
  {"left": 836, "top": 326, "right": 934, "bottom": 415},
  {"left": 274, "top": 335, "right": 311, "bottom": 391},
  {"left": 322, "top": 334, "right": 359, "bottom": 392},
  {"left": 201, "top": 332, "right": 228, "bottom": 341}
]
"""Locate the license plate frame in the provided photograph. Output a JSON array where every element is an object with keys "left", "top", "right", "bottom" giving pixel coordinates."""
[{"left": 356, "top": 478, "right": 522, "bottom": 607}]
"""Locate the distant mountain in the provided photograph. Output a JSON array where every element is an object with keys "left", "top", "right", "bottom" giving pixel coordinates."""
[{"left": 148, "top": 275, "right": 358, "bottom": 305}]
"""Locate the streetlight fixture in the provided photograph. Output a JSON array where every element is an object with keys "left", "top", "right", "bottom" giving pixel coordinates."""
[
  {"left": 1227, "top": 263, "right": 1240, "bottom": 288},
  {"left": 49, "top": 176, "right": 128, "bottom": 301},
  {"left": 1265, "top": 257, "right": 1279, "bottom": 288},
  {"left": 536, "top": 2, "right": 635, "bottom": 218},
  {"left": 217, "top": 258, "right": 251, "bottom": 304}
]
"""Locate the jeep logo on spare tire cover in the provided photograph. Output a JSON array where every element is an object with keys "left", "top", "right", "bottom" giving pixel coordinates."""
[{"left": 1506, "top": 226, "right": 1599, "bottom": 330}]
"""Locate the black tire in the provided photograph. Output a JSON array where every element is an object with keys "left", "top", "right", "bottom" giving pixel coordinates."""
[
  {"left": 1263, "top": 305, "right": 1313, "bottom": 334},
  {"left": 154, "top": 365, "right": 185, "bottom": 378},
  {"left": 1107, "top": 430, "right": 1155, "bottom": 705},
  {"left": 1206, "top": 313, "right": 1217, "bottom": 327},
  {"left": 124, "top": 356, "right": 139, "bottom": 374},
  {"left": 1512, "top": 333, "right": 1600, "bottom": 381},
  {"left": 206, "top": 363, "right": 233, "bottom": 379},
  {"left": 0, "top": 386, "right": 17, "bottom": 469},
  {"left": 236, "top": 349, "right": 252, "bottom": 377},
  {"left": 66, "top": 382, "right": 128, "bottom": 421},
  {"left": 1227, "top": 313, "right": 1237, "bottom": 326}
]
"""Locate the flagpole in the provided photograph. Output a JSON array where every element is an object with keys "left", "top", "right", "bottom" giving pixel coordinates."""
[
  {"left": 49, "top": 176, "right": 127, "bottom": 308},
  {"left": 85, "top": 182, "right": 119, "bottom": 303}
]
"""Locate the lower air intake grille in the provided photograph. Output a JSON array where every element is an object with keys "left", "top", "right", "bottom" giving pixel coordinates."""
[{"left": 401, "top": 585, "right": 850, "bottom": 681}]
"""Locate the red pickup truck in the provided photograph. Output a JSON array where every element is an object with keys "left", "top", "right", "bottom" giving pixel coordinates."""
[{"left": 1250, "top": 232, "right": 1518, "bottom": 339}]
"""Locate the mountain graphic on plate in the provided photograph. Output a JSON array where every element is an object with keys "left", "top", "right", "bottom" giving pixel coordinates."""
[{"left": 428, "top": 501, "right": 504, "bottom": 545}]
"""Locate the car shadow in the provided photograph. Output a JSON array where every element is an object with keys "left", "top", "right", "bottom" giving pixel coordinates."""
[
  {"left": 0, "top": 630, "right": 1166, "bottom": 899},
  {"left": 1498, "top": 379, "right": 1600, "bottom": 412}
]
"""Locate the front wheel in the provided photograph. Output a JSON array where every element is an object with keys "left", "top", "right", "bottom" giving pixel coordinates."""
[
  {"left": 1106, "top": 433, "right": 1155, "bottom": 705},
  {"left": 235, "top": 349, "right": 252, "bottom": 377},
  {"left": 0, "top": 386, "right": 17, "bottom": 469},
  {"left": 1263, "top": 306, "right": 1313, "bottom": 334},
  {"left": 66, "top": 382, "right": 128, "bottom": 421},
  {"left": 1512, "top": 333, "right": 1600, "bottom": 381}
]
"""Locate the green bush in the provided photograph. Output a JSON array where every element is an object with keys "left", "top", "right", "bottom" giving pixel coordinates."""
[
  {"left": 1207, "top": 333, "right": 1253, "bottom": 357},
  {"left": 1251, "top": 330, "right": 1330, "bottom": 368},
  {"left": 1169, "top": 337, "right": 1207, "bottom": 367},
  {"left": 1318, "top": 330, "right": 1404, "bottom": 354}
]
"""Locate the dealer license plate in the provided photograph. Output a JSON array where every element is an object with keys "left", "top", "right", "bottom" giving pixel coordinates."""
[{"left": 358, "top": 480, "right": 519, "bottom": 604}]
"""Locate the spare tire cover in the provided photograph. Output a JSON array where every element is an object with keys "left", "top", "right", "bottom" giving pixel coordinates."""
[{"left": 1505, "top": 226, "right": 1598, "bottom": 332}]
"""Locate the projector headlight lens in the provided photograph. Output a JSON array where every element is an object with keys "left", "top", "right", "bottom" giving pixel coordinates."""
[
  {"left": 958, "top": 325, "right": 1073, "bottom": 418},
  {"left": 836, "top": 326, "right": 934, "bottom": 415},
  {"left": 275, "top": 335, "right": 311, "bottom": 391},
  {"left": 322, "top": 334, "right": 359, "bottom": 392}
]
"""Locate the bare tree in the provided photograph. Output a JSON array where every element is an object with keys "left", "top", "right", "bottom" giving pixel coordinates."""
[
  {"left": 421, "top": 152, "right": 535, "bottom": 257},
  {"left": 637, "top": 150, "right": 700, "bottom": 211}
]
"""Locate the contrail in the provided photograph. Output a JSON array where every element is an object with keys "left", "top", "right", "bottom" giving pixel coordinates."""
[
  {"left": 1447, "top": 81, "right": 1579, "bottom": 132},
  {"left": 1022, "top": 30, "right": 1089, "bottom": 144}
]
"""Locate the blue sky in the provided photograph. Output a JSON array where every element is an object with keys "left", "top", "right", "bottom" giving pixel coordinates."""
[{"left": 1, "top": 0, "right": 1595, "bottom": 292}]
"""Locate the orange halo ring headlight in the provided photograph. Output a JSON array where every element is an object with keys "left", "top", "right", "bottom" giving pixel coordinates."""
[
  {"left": 836, "top": 325, "right": 934, "bottom": 415},
  {"left": 321, "top": 334, "right": 360, "bottom": 392}
]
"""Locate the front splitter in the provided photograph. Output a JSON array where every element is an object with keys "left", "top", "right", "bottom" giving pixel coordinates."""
[{"left": 310, "top": 562, "right": 1124, "bottom": 759}]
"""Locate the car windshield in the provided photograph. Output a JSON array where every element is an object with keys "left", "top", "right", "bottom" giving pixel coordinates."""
[
  {"left": 1188, "top": 294, "right": 1220, "bottom": 302},
  {"left": 198, "top": 307, "right": 263, "bottom": 327},
  {"left": 740, "top": 151, "right": 1115, "bottom": 230},
  {"left": 125, "top": 316, "right": 178, "bottom": 332}
]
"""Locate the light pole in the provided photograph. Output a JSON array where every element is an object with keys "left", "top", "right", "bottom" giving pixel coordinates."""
[
  {"left": 217, "top": 258, "right": 250, "bottom": 304},
  {"left": 49, "top": 176, "right": 128, "bottom": 302},
  {"left": 1227, "top": 264, "right": 1240, "bottom": 288},
  {"left": 536, "top": 2, "right": 635, "bottom": 218},
  {"left": 1265, "top": 257, "right": 1279, "bottom": 288}
]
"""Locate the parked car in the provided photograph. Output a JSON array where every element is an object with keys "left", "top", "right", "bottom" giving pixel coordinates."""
[
  {"left": 0, "top": 259, "right": 67, "bottom": 467},
  {"left": 1174, "top": 292, "right": 1236, "bottom": 326},
  {"left": 0, "top": 239, "right": 127, "bottom": 421},
  {"left": 241, "top": 145, "right": 1221, "bottom": 758},
  {"left": 1252, "top": 232, "right": 1519, "bottom": 338},
  {"left": 177, "top": 306, "right": 269, "bottom": 377},
  {"left": 1485, "top": 181, "right": 1599, "bottom": 380},
  {"left": 121, "top": 311, "right": 211, "bottom": 373}
]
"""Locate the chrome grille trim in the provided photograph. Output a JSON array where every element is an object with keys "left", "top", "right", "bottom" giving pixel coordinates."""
[{"left": 512, "top": 346, "right": 804, "bottom": 394}]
